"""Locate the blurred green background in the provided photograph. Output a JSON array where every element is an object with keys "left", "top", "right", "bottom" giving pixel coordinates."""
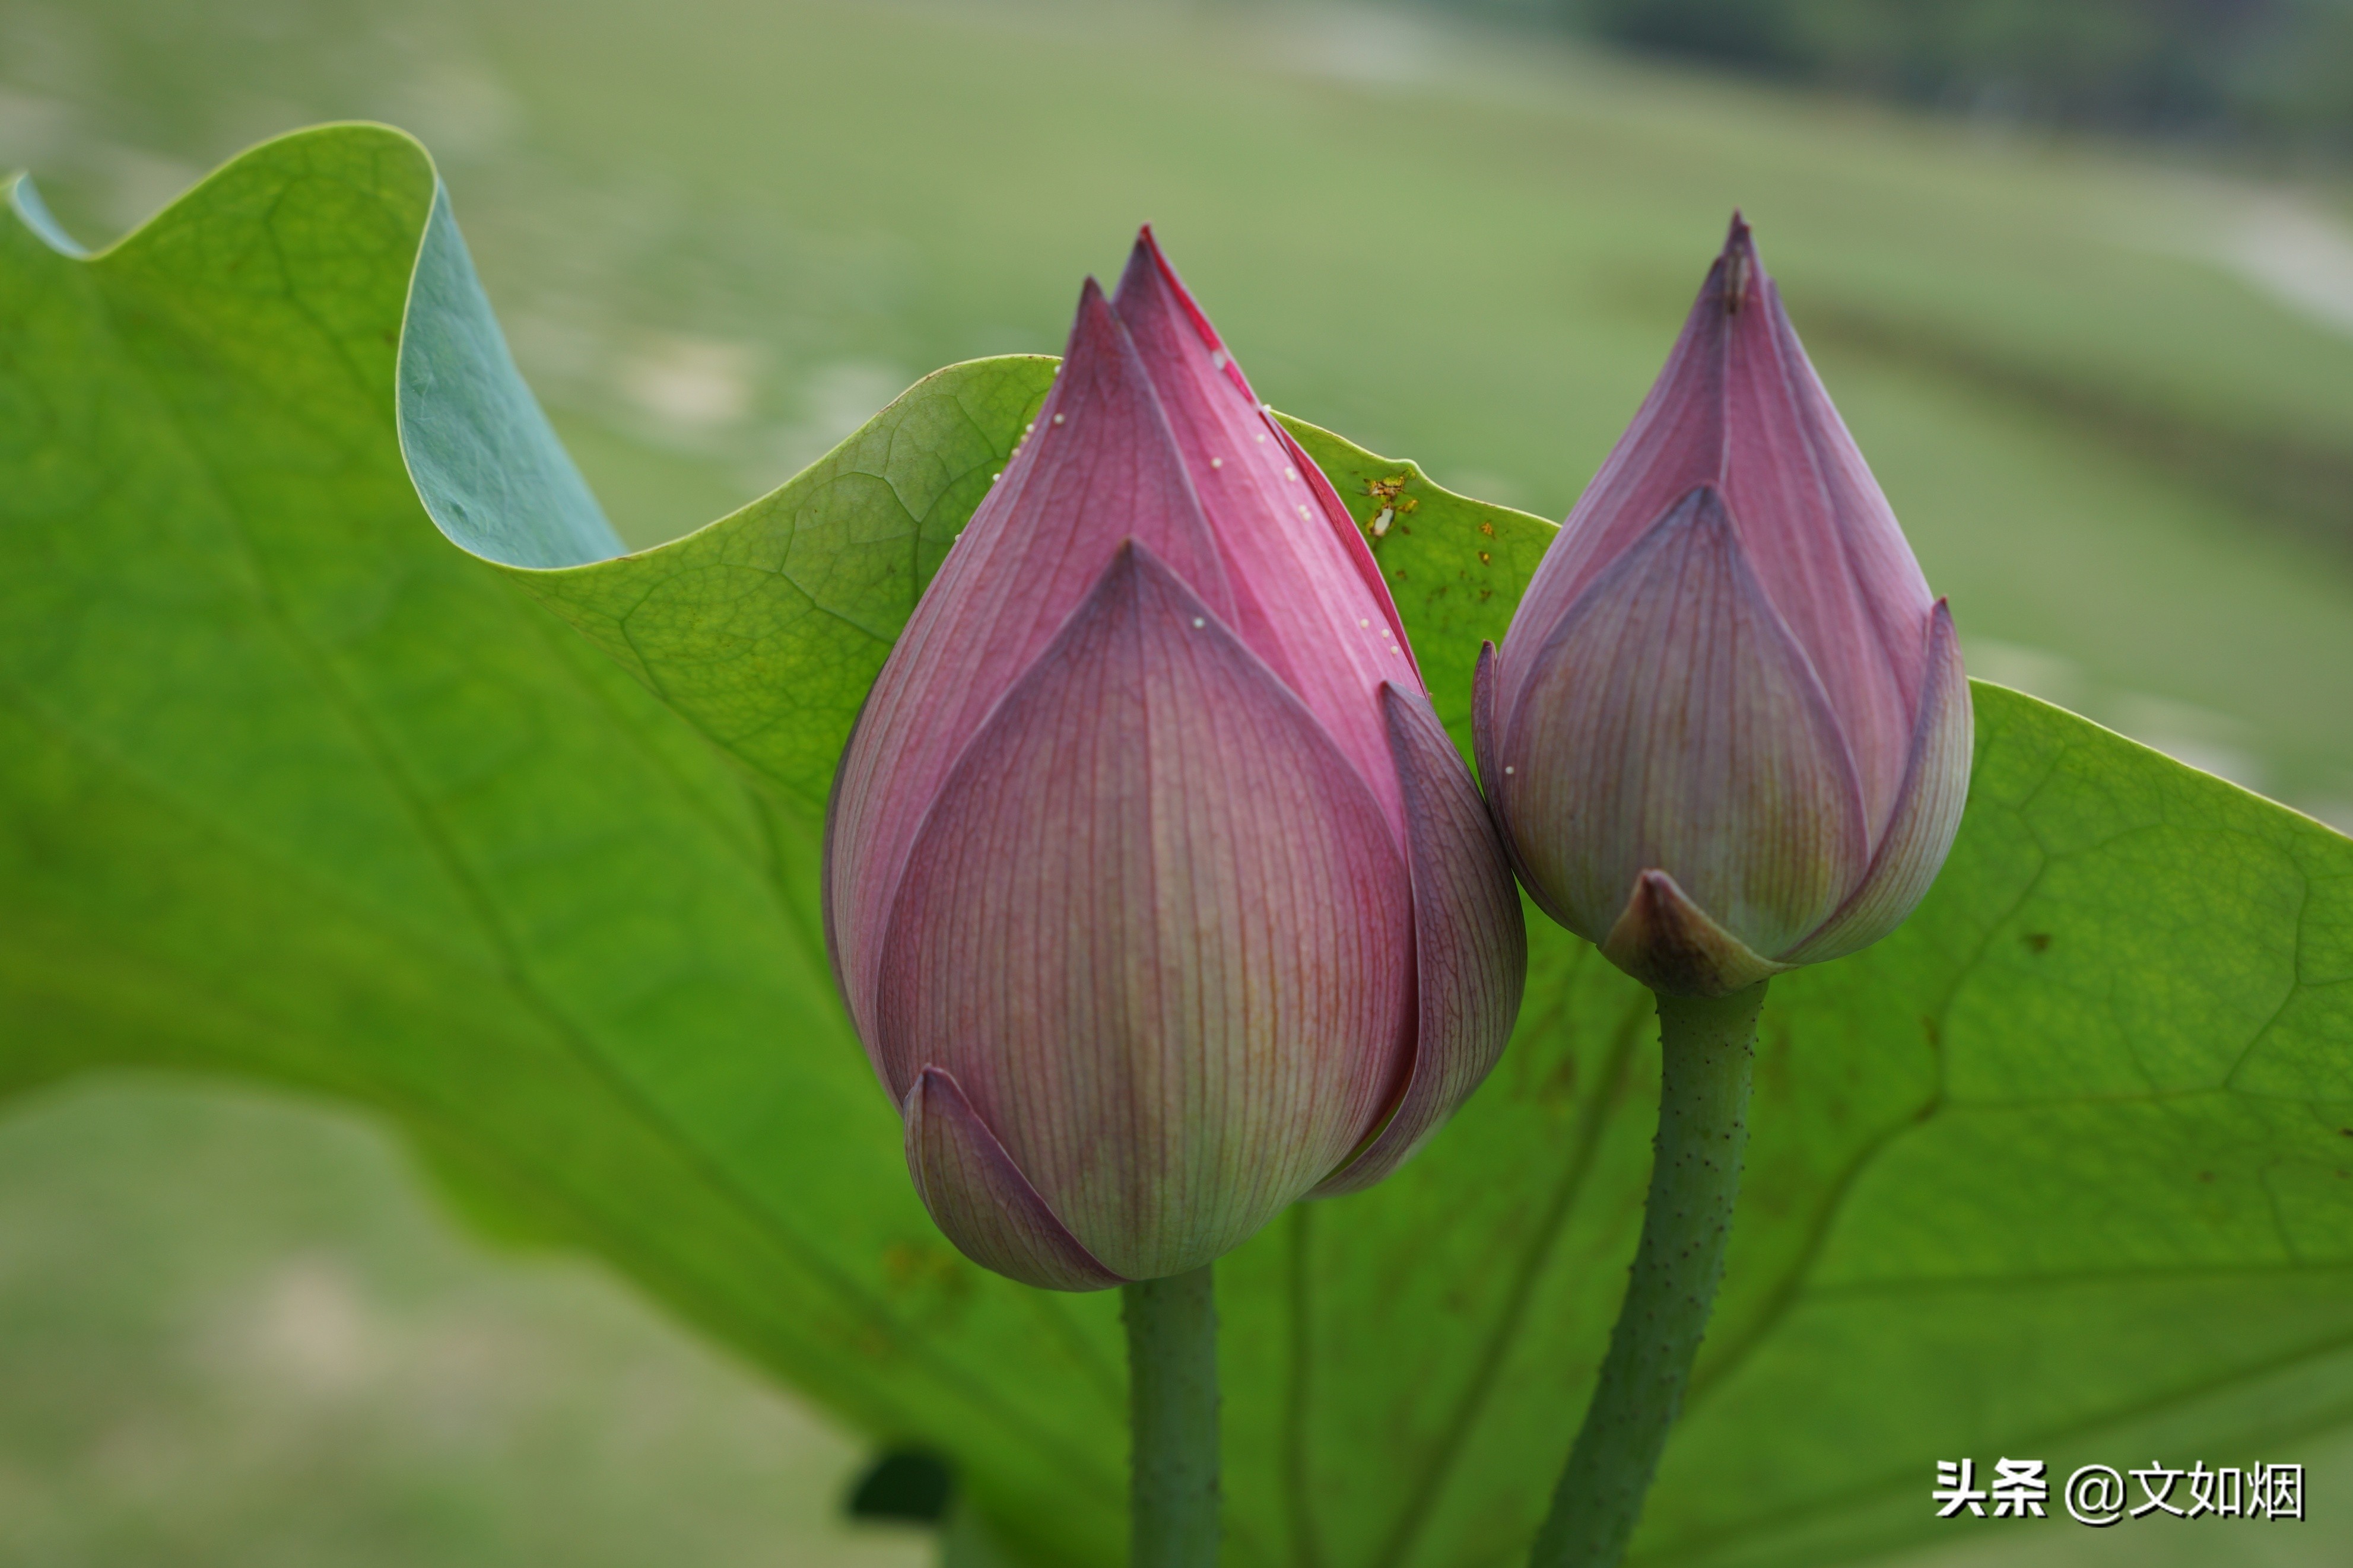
[
  {"left": 1430, "top": 0, "right": 2353, "bottom": 146},
  {"left": 4, "top": 0, "right": 2352, "bottom": 1562}
]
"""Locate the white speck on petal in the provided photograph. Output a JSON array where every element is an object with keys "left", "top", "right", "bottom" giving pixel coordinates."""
[
  {"left": 1192, "top": 616, "right": 1205, "bottom": 628},
  {"left": 1284, "top": 467, "right": 1298, "bottom": 482},
  {"left": 991, "top": 472, "right": 1001, "bottom": 482},
  {"left": 1052, "top": 414, "right": 1065, "bottom": 425},
  {"left": 1024, "top": 422, "right": 1034, "bottom": 432},
  {"left": 1209, "top": 457, "right": 1223, "bottom": 469},
  {"left": 1297, "top": 504, "right": 1310, "bottom": 519},
  {"left": 1210, "top": 350, "right": 1228, "bottom": 370},
  {"left": 1358, "top": 619, "right": 1369, "bottom": 628},
  {"left": 1504, "top": 766, "right": 1515, "bottom": 775},
  {"left": 1255, "top": 432, "right": 1266, "bottom": 443}
]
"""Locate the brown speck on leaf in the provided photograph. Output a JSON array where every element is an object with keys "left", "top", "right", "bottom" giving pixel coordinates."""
[
  {"left": 881, "top": 1242, "right": 958, "bottom": 1292},
  {"left": 2022, "top": 933, "right": 2052, "bottom": 954},
  {"left": 1478, "top": 551, "right": 1491, "bottom": 565},
  {"left": 1921, "top": 1016, "right": 1941, "bottom": 1049},
  {"left": 2197, "top": 1171, "right": 2215, "bottom": 1182},
  {"left": 1479, "top": 521, "right": 1495, "bottom": 536},
  {"left": 1538, "top": 1050, "right": 1580, "bottom": 1108},
  {"left": 1478, "top": 588, "right": 1493, "bottom": 600}
]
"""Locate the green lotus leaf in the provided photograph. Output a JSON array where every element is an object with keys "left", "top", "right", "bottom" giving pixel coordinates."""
[{"left": 5, "top": 123, "right": 2349, "bottom": 1568}]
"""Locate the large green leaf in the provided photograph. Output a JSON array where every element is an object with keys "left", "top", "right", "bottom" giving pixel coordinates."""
[
  {"left": 5, "top": 124, "right": 2351, "bottom": 1568},
  {"left": 0, "top": 126, "right": 1126, "bottom": 1564}
]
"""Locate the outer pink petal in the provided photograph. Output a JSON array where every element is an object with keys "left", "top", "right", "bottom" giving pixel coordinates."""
[
  {"left": 904, "top": 1066, "right": 1128, "bottom": 1292},
  {"left": 1722, "top": 259, "right": 1929, "bottom": 831},
  {"left": 825, "top": 279, "right": 1231, "bottom": 1060},
  {"left": 1111, "top": 230, "right": 1413, "bottom": 835},
  {"left": 1785, "top": 600, "right": 1973, "bottom": 964},
  {"left": 1472, "top": 638, "right": 1557, "bottom": 925},
  {"left": 873, "top": 542, "right": 1412, "bottom": 1281},
  {"left": 1498, "top": 217, "right": 1930, "bottom": 832},
  {"left": 1312, "top": 682, "right": 1526, "bottom": 1196},
  {"left": 1494, "top": 486, "right": 1869, "bottom": 959}
]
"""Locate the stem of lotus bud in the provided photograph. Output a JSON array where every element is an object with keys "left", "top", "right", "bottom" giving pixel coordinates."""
[
  {"left": 1525, "top": 981, "right": 1765, "bottom": 1568},
  {"left": 1124, "top": 1264, "right": 1222, "bottom": 1567}
]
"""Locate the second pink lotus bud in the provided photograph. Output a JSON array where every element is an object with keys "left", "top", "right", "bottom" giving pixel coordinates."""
[{"left": 1476, "top": 217, "right": 1973, "bottom": 997}]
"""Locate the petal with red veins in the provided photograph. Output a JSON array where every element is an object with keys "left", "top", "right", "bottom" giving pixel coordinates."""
[
  {"left": 1718, "top": 258, "right": 1928, "bottom": 832},
  {"left": 874, "top": 542, "right": 1412, "bottom": 1281},
  {"left": 1112, "top": 230, "right": 1410, "bottom": 833},
  {"left": 1474, "top": 638, "right": 1557, "bottom": 928},
  {"left": 825, "top": 277, "right": 1231, "bottom": 1056},
  {"left": 1497, "top": 217, "right": 1930, "bottom": 835},
  {"left": 1495, "top": 486, "right": 1869, "bottom": 959},
  {"left": 1786, "top": 599, "right": 1973, "bottom": 965},
  {"left": 904, "top": 1066, "right": 1128, "bottom": 1292},
  {"left": 1313, "top": 682, "right": 1525, "bottom": 1196}
]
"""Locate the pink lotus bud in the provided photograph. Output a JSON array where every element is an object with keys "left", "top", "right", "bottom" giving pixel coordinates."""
[
  {"left": 825, "top": 231, "right": 1525, "bottom": 1290},
  {"left": 1475, "top": 217, "right": 1971, "bottom": 998}
]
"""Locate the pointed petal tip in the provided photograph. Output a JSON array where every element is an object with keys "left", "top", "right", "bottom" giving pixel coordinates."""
[
  {"left": 1602, "top": 869, "right": 1789, "bottom": 998},
  {"left": 1105, "top": 532, "right": 1164, "bottom": 591},
  {"left": 1680, "top": 481, "right": 1735, "bottom": 535},
  {"left": 1063, "top": 274, "right": 1122, "bottom": 357},
  {"left": 1110, "top": 221, "right": 1247, "bottom": 392},
  {"left": 1714, "top": 212, "right": 1764, "bottom": 315}
]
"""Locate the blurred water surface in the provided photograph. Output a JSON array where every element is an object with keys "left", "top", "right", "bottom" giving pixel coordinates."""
[{"left": 5, "top": 1, "right": 2353, "bottom": 1563}]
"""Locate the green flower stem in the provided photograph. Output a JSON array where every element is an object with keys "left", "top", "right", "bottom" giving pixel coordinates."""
[
  {"left": 1527, "top": 981, "right": 1767, "bottom": 1568},
  {"left": 1124, "top": 1264, "right": 1222, "bottom": 1568}
]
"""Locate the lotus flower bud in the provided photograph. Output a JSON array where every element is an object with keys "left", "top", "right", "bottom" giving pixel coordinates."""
[
  {"left": 824, "top": 231, "right": 1525, "bottom": 1290},
  {"left": 1475, "top": 217, "right": 1971, "bottom": 998}
]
